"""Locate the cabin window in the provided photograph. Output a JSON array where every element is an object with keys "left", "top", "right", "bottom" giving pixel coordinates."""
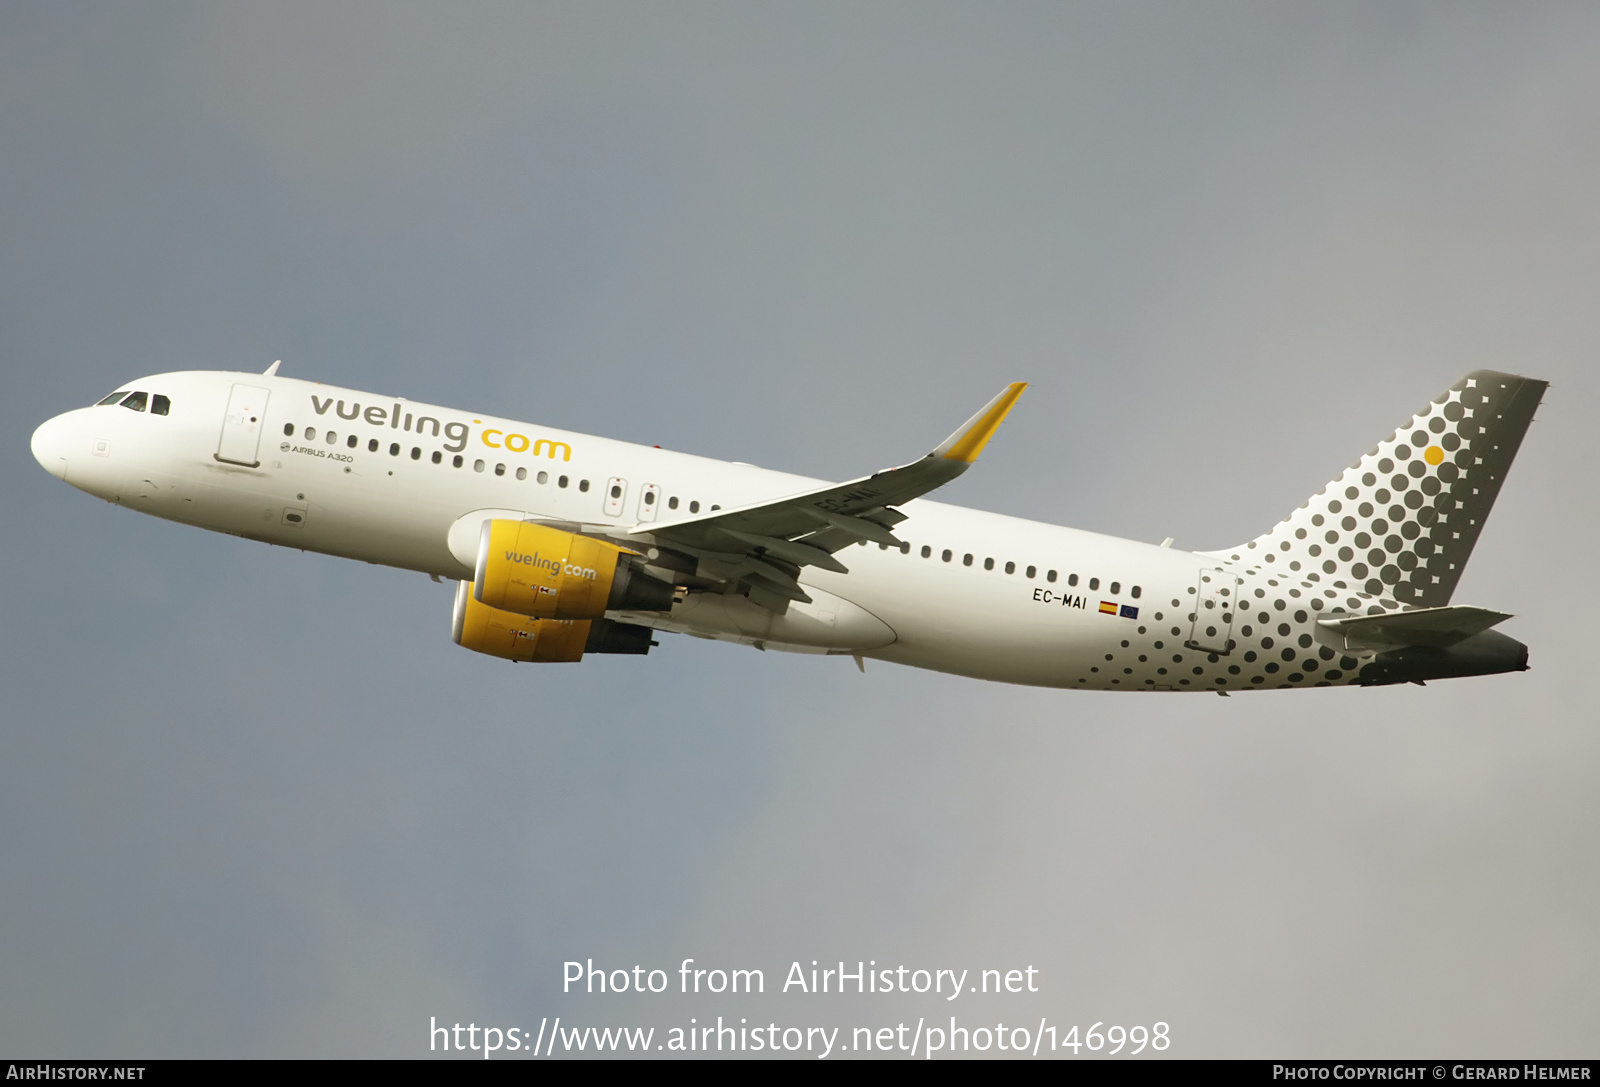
[
  {"left": 537, "top": 471, "right": 548, "bottom": 484},
  {"left": 120, "top": 392, "right": 148, "bottom": 412},
  {"left": 453, "top": 455, "right": 463, "bottom": 468},
  {"left": 610, "top": 483, "right": 622, "bottom": 499},
  {"left": 668, "top": 496, "right": 679, "bottom": 510},
  {"left": 1067, "top": 573, "right": 1078, "bottom": 586},
  {"left": 515, "top": 466, "right": 526, "bottom": 480},
  {"left": 1026, "top": 565, "right": 1036, "bottom": 578},
  {"left": 284, "top": 423, "right": 295, "bottom": 436},
  {"left": 900, "top": 542, "right": 910, "bottom": 554},
  {"left": 1131, "top": 585, "right": 1142, "bottom": 599},
  {"left": 390, "top": 443, "right": 401, "bottom": 456},
  {"left": 326, "top": 431, "right": 338, "bottom": 444},
  {"left": 1110, "top": 581, "right": 1121, "bottom": 594},
  {"left": 984, "top": 557, "right": 994, "bottom": 571},
  {"left": 921, "top": 545, "right": 932, "bottom": 558},
  {"left": 1047, "top": 570, "right": 1057, "bottom": 582},
  {"left": 434, "top": 451, "right": 444, "bottom": 464},
  {"left": 1005, "top": 561, "right": 1015, "bottom": 574},
  {"left": 370, "top": 439, "right": 380, "bottom": 452},
  {"left": 942, "top": 550, "right": 952, "bottom": 562},
  {"left": 712, "top": 505, "right": 720, "bottom": 510},
  {"left": 1088, "top": 577, "right": 1099, "bottom": 590},
  {"left": 474, "top": 459, "right": 485, "bottom": 472},
  {"left": 963, "top": 553, "right": 973, "bottom": 566},
  {"left": 98, "top": 391, "right": 130, "bottom": 406},
  {"left": 493, "top": 462, "right": 505, "bottom": 475},
  {"left": 689, "top": 501, "right": 699, "bottom": 513},
  {"left": 304, "top": 425, "right": 316, "bottom": 440},
  {"left": 348, "top": 434, "right": 358, "bottom": 448},
  {"left": 151, "top": 395, "right": 171, "bottom": 416},
  {"left": 412, "top": 447, "right": 423, "bottom": 460},
  {"left": 579, "top": 479, "right": 590, "bottom": 492},
  {"left": 643, "top": 490, "right": 654, "bottom": 506}
]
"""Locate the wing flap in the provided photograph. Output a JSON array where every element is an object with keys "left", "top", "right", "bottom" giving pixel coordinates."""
[
  {"left": 720, "top": 529, "right": 851, "bottom": 574},
  {"left": 803, "top": 507, "right": 906, "bottom": 548}
]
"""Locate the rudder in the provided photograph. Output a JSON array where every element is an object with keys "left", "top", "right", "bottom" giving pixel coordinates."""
[{"left": 1225, "top": 371, "right": 1546, "bottom": 607}]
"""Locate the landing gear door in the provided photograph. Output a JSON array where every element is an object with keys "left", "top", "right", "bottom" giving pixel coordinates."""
[
  {"left": 1187, "top": 568, "right": 1240, "bottom": 654},
  {"left": 216, "top": 384, "right": 269, "bottom": 467}
]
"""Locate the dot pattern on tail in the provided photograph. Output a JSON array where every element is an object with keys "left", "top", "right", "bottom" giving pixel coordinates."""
[{"left": 1226, "top": 371, "right": 1546, "bottom": 608}]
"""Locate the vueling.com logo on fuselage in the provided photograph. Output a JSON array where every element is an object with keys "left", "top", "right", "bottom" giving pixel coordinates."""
[
  {"left": 505, "top": 550, "right": 598, "bottom": 581},
  {"left": 308, "top": 395, "right": 573, "bottom": 461},
  {"left": 481, "top": 429, "right": 570, "bottom": 461}
]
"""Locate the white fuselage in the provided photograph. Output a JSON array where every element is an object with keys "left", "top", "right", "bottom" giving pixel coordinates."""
[{"left": 31, "top": 370, "right": 1377, "bottom": 690}]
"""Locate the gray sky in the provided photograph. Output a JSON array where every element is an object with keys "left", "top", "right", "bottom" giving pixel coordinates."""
[{"left": 3, "top": 2, "right": 1597, "bottom": 1058}]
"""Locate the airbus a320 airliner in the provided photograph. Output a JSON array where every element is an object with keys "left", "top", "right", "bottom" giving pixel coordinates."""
[{"left": 31, "top": 365, "right": 1544, "bottom": 691}]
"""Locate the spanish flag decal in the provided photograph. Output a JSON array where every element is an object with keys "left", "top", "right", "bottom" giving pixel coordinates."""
[{"left": 1099, "top": 601, "right": 1118, "bottom": 615}]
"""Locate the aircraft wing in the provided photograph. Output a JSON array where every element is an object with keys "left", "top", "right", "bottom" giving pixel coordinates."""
[{"left": 621, "top": 382, "right": 1026, "bottom": 608}]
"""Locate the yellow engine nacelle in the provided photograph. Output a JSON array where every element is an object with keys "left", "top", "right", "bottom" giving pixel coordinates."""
[
  {"left": 473, "top": 519, "right": 675, "bottom": 620},
  {"left": 452, "top": 581, "right": 654, "bottom": 662}
]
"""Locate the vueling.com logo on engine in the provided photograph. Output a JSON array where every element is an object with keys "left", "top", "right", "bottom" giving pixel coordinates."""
[{"left": 505, "top": 551, "right": 598, "bottom": 581}]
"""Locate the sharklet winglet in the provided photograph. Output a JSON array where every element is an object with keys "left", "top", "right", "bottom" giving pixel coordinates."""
[{"left": 933, "top": 382, "right": 1028, "bottom": 463}]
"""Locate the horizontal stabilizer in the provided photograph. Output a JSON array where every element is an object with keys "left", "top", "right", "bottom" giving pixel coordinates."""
[{"left": 1317, "top": 605, "right": 1512, "bottom": 651}]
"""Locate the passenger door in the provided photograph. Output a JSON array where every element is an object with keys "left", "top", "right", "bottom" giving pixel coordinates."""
[{"left": 215, "top": 384, "right": 270, "bottom": 467}]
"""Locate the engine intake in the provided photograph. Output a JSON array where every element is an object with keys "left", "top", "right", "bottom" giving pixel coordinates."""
[
  {"left": 474, "top": 519, "right": 675, "bottom": 619},
  {"left": 452, "top": 581, "right": 654, "bottom": 662}
]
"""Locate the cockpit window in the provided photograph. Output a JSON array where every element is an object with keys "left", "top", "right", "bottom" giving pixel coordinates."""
[
  {"left": 98, "top": 391, "right": 129, "bottom": 406},
  {"left": 151, "top": 394, "right": 171, "bottom": 416},
  {"left": 120, "top": 391, "right": 148, "bottom": 412}
]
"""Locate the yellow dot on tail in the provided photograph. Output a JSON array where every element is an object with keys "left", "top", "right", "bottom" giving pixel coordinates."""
[{"left": 1424, "top": 446, "right": 1444, "bottom": 465}]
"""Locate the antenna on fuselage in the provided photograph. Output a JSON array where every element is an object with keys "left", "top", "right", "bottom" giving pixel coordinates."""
[{"left": 263, "top": 360, "right": 281, "bottom": 377}]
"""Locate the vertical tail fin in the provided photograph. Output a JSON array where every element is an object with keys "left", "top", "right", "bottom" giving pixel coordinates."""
[{"left": 1224, "top": 371, "right": 1547, "bottom": 606}]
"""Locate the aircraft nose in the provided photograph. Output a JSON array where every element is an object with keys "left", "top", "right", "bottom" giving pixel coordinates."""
[{"left": 31, "top": 413, "right": 72, "bottom": 480}]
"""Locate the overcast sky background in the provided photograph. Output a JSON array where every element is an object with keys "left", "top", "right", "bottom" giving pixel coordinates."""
[{"left": 3, "top": 2, "right": 1597, "bottom": 1058}]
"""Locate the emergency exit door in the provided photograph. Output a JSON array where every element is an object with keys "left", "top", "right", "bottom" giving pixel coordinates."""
[
  {"left": 637, "top": 483, "right": 661, "bottom": 522},
  {"left": 604, "top": 477, "right": 627, "bottom": 517}
]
